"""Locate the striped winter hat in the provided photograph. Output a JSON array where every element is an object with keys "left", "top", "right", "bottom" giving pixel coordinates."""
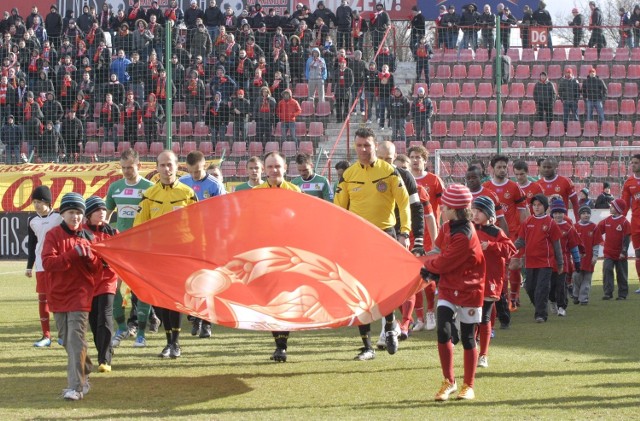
[
  {"left": 85, "top": 196, "right": 107, "bottom": 217},
  {"left": 441, "top": 184, "right": 473, "bottom": 209},
  {"left": 472, "top": 195, "right": 496, "bottom": 220},
  {"left": 612, "top": 199, "right": 627, "bottom": 215},
  {"left": 59, "top": 192, "right": 85, "bottom": 214}
]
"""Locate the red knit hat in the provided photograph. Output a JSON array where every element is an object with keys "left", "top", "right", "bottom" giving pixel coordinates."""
[
  {"left": 612, "top": 198, "right": 627, "bottom": 215},
  {"left": 441, "top": 184, "right": 473, "bottom": 209}
]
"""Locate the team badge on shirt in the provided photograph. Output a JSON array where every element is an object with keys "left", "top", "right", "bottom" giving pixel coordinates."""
[
  {"left": 203, "top": 190, "right": 210, "bottom": 198},
  {"left": 542, "top": 225, "right": 549, "bottom": 232},
  {"left": 468, "top": 309, "right": 476, "bottom": 317},
  {"left": 617, "top": 225, "right": 623, "bottom": 231},
  {"left": 555, "top": 186, "right": 561, "bottom": 192},
  {"left": 504, "top": 192, "right": 511, "bottom": 199},
  {"left": 377, "top": 181, "right": 387, "bottom": 192}
]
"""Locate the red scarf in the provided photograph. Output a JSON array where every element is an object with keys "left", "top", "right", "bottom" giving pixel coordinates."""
[
  {"left": 225, "top": 41, "right": 235, "bottom": 57},
  {"left": 298, "top": 30, "right": 304, "bottom": 40},
  {"left": 125, "top": 101, "right": 136, "bottom": 117},
  {"left": 258, "top": 64, "right": 267, "bottom": 77},
  {"left": 73, "top": 99, "right": 85, "bottom": 113},
  {"left": 215, "top": 34, "right": 226, "bottom": 45},
  {"left": 41, "top": 47, "right": 50, "bottom": 61},
  {"left": 149, "top": 62, "right": 158, "bottom": 79},
  {"left": 37, "top": 97, "right": 45, "bottom": 107},
  {"left": 225, "top": 16, "right": 234, "bottom": 26},
  {"left": 417, "top": 98, "right": 426, "bottom": 112},
  {"left": 87, "top": 28, "right": 96, "bottom": 45},
  {"left": 102, "top": 102, "right": 112, "bottom": 122},
  {"left": 237, "top": 58, "right": 246, "bottom": 74},
  {"left": 156, "top": 77, "right": 166, "bottom": 99},
  {"left": 188, "top": 79, "right": 197, "bottom": 96},
  {"left": 352, "top": 18, "right": 363, "bottom": 37},
  {"left": 128, "top": 7, "right": 139, "bottom": 20},
  {"left": 246, "top": 44, "right": 255, "bottom": 59},
  {"left": 61, "top": 79, "right": 71, "bottom": 97},
  {"left": 259, "top": 97, "right": 269, "bottom": 112},
  {"left": 145, "top": 103, "right": 155, "bottom": 118},
  {"left": 379, "top": 72, "right": 390, "bottom": 83},
  {"left": 253, "top": 77, "right": 263, "bottom": 87},
  {"left": 270, "top": 79, "right": 281, "bottom": 93},
  {"left": 101, "top": 11, "right": 109, "bottom": 27},
  {"left": 24, "top": 102, "right": 32, "bottom": 121},
  {"left": 165, "top": 8, "right": 177, "bottom": 21},
  {"left": 196, "top": 63, "right": 205, "bottom": 76},
  {"left": 94, "top": 46, "right": 103, "bottom": 63},
  {"left": 0, "top": 84, "right": 6, "bottom": 104},
  {"left": 29, "top": 57, "right": 38, "bottom": 73},
  {"left": 416, "top": 45, "right": 428, "bottom": 58},
  {"left": 339, "top": 69, "right": 345, "bottom": 86},
  {"left": 291, "top": 45, "right": 299, "bottom": 53}
]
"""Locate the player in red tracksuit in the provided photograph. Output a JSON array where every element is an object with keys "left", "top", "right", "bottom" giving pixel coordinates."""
[
  {"left": 548, "top": 199, "right": 583, "bottom": 317},
  {"left": 421, "top": 184, "right": 485, "bottom": 401},
  {"left": 42, "top": 193, "right": 102, "bottom": 401},
  {"left": 621, "top": 154, "right": 640, "bottom": 291},
  {"left": 597, "top": 199, "right": 631, "bottom": 300},
  {"left": 514, "top": 194, "right": 564, "bottom": 323},
  {"left": 573, "top": 206, "right": 601, "bottom": 305},
  {"left": 471, "top": 196, "right": 516, "bottom": 369},
  {"left": 84, "top": 196, "right": 119, "bottom": 373}
]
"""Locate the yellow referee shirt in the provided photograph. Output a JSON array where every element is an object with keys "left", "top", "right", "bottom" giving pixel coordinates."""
[
  {"left": 254, "top": 180, "right": 302, "bottom": 192},
  {"left": 133, "top": 180, "right": 198, "bottom": 226},
  {"left": 334, "top": 159, "right": 411, "bottom": 234}
]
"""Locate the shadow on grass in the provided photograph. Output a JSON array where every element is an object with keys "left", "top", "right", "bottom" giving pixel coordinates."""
[{"left": 1, "top": 374, "right": 252, "bottom": 413}]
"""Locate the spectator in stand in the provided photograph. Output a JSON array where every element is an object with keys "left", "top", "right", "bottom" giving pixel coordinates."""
[
  {"left": 122, "top": 92, "right": 141, "bottom": 144},
  {"left": 377, "top": 63, "right": 394, "bottom": 130},
  {"left": 578, "top": 188, "right": 595, "bottom": 209},
  {"left": 186, "top": 70, "right": 206, "bottom": 125},
  {"left": 442, "top": 5, "right": 459, "bottom": 50},
  {"left": 411, "top": 86, "right": 434, "bottom": 143},
  {"left": 533, "top": 71, "right": 556, "bottom": 128},
  {"left": 58, "top": 73, "right": 77, "bottom": 110},
  {"left": 230, "top": 89, "right": 250, "bottom": 143},
  {"left": 100, "top": 93, "right": 120, "bottom": 146},
  {"left": 42, "top": 92, "right": 63, "bottom": 133},
  {"left": 498, "top": 7, "right": 517, "bottom": 54},
  {"left": 479, "top": 5, "right": 495, "bottom": 56},
  {"left": 185, "top": 0, "right": 205, "bottom": 29},
  {"left": 1, "top": 115, "right": 23, "bottom": 163},
  {"left": 222, "top": 5, "right": 237, "bottom": 33},
  {"left": 370, "top": 3, "right": 390, "bottom": 53},
  {"left": 22, "top": 91, "right": 43, "bottom": 151},
  {"left": 389, "top": 87, "right": 410, "bottom": 145},
  {"left": 276, "top": 88, "right": 301, "bottom": 144},
  {"left": 349, "top": 51, "right": 366, "bottom": 116},
  {"left": 364, "top": 61, "right": 378, "bottom": 124},
  {"left": 77, "top": 5, "right": 94, "bottom": 34},
  {"left": 333, "top": 58, "right": 353, "bottom": 122},
  {"left": 39, "top": 120, "right": 62, "bottom": 162},
  {"left": 191, "top": 23, "right": 213, "bottom": 62},
  {"left": 204, "top": 0, "right": 223, "bottom": 47},
  {"left": 335, "top": 0, "right": 353, "bottom": 51},
  {"left": 110, "top": 49, "right": 131, "bottom": 88},
  {"left": 558, "top": 68, "right": 580, "bottom": 132},
  {"left": 45, "top": 5, "right": 63, "bottom": 49},
  {"left": 582, "top": 67, "right": 607, "bottom": 127},
  {"left": 351, "top": 10, "right": 368, "bottom": 53},
  {"left": 210, "top": 65, "right": 237, "bottom": 101},
  {"left": 458, "top": 3, "right": 479, "bottom": 55},
  {"left": 64, "top": 18, "right": 84, "bottom": 48},
  {"left": 126, "top": 0, "right": 146, "bottom": 28},
  {"left": 110, "top": 9, "right": 127, "bottom": 34},
  {"left": 632, "top": 6, "right": 640, "bottom": 48},
  {"left": 0, "top": 76, "right": 16, "bottom": 126},
  {"left": 532, "top": 1, "right": 553, "bottom": 52},
  {"left": 435, "top": 5, "right": 448, "bottom": 50},
  {"left": 568, "top": 8, "right": 585, "bottom": 47},
  {"left": 619, "top": 7, "right": 633, "bottom": 50},
  {"left": 588, "top": 1, "right": 606, "bottom": 57},
  {"left": 141, "top": 93, "right": 164, "bottom": 146},
  {"left": 204, "top": 91, "right": 229, "bottom": 146},
  {"left": 253, "top": 86, "right": 276, "bottom": 145},
  {"left": 165, "top": 0, "right": 184, "bottom": 25},
  {"left": 71, "top": 92, "right": 90, "bottom": 136},
  {"left": 104, "top": 73, "right": 126, "bottom": 107},
  {"left": 60, "top": 109, "right": 83, "bottom": 162},
  {"left": 320, "top": 34, "right": 336, "bottom": 80},
  {"left": 305, "top": 47, "right": 327, "bottom": 103},
  {"left": 147, "top": 14, "right": 164, "bottom": 62},
  {"left": 376, "top": 44, "right": 397, "bottom": 73},
  {"left": 413, "top": 36, "right": 434, "bottom": 87},
  {"left": 146, "top": 1, "right": 165, "bottom": 26},
  {"left": 132, "top": 19, "right": 153, "bottom": 61},
  {"left": 152, "top": 69, "right": 175, "bottom": 103},
  {"left": 595, "top": 182, "right": 615, "bottom": 209},
  {"left": 98, "top": 3, "right": 113, "bottom": 33}
]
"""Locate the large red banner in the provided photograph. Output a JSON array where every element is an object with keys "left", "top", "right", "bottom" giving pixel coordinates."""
[{"left": 93, "top": 189, "right": 423, "bottom": 331}]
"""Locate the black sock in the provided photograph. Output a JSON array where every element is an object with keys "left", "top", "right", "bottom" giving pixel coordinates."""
[
  {"left": 272, "top": 331, "right": 289, "bottom": 350},
  {"left": 384, "top": 313, "right": 395, "bottom": 332},
  {"left": 358, "top": 324, "right": 372, "bottom": 349},
  {"left": 171, "top": 328, "right": 180, "bottom": 345}
]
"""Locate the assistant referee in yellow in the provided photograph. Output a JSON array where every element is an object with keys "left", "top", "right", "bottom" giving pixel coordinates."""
[{"left": 334, "top": 127, "right": 411, "bottom": 361}]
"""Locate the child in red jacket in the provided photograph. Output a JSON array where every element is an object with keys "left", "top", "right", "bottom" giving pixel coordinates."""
[
  {"left": 471, "top": 196, "right": 516, "bottom": 369},
  {"left": 573, "top": 206, "right": 601, "bottom": 304},
  {"left": 84, "top": 196, "right": 119, "bottom": 373},
  {"left": 42, "top": 193, "right": 102, "bottom": 401},
  {"left": 421, "top": 184, "right": 485, "bottom": 401},
  {"left": 597, "top": 199, "right": 631, "bottom": 300}
]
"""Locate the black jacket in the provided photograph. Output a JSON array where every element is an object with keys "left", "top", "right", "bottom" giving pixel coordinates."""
[
  {"left": 558, "top": 77, "right": 581, "bottom": 102},
  {"left": 582, "top": 75, "right": 607, "bottom": 101},
  {"left": 45, "top": 11, "right": 63, "bottom": 36},
  {"left": 533, "top": 80, "right": 556, "bottom": 105},
  {"left": 60, "top": 116, "right": 83, "bottom": 145}
]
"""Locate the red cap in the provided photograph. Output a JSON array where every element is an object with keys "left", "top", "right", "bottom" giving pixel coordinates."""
[
  {"left": 237, "top": 89, "right": 245, "bottom": 96},
  {"left": 612, "top": 198, "right": 627, "bottom": 215}
]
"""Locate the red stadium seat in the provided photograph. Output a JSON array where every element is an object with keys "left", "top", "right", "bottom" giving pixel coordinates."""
[
  {"left": 425, "top": 140, "right": 440, "bottom": 154},
  {"left": 293, "top": 83, "right": 309, "bottom": 100},
  {"left": 460, "top": 83, "right": 477, "bottom": 98},
  {"left": 628, "top": 64, "right": 640, "bottom": 79},
  {"left": 467, "top": 65, "right": 483, "bottom": 79},
  {"left": 429, "top": 83, "right": 444, "bottom": 98},
  {"left": 393, "top": 141, "right": 407, "bottom": 155},
  {"left": 448, "top": 121, "right": 465, "bottom": 137},
  {"left": 615, "top": 48, "right": 630, "bottom": 61},
  {"left": 248, "top": 141, "right": 264, "bottom": 156},
  {"left": 531, "top": 121, "right": 548, "bottom": 137},
  {"left": 596, "top": 140, "right": 612, "bottom": 156},
  {"left": 557, "top": 161, "right": 573, "bottom": 177},
  {"left": 487, "top": 100, "right": 497, "bottom": 116},
  {"left": 439, "top": 161, "right": 452, "bottom": 176},
  {"left": 180, "top": 141, "right": 197, "bottom": 157},
  {"left": 444, "top": 83, "right": 460, "bottom": 98},
  {"left": 198, "top": 142, "right": 214, "bottom": 157},
  {"left": 442, "top": 140, "right": 457, "bottom": 149},
  {"left": 600, "top": 121, "right": 616, "bottom": 138},
  {"left": 214, "top": 141, "right": 230, "bottom": 157},
  {"left": 617, "top": 121, "right": 633, "bottom": 137},
  {"left": 454, "top": 100, "right": 470, "bottom": 115},
  {"left": 565, "top": 121, "right": 582, "bottom": 137},
  {"left": 172, "top": 101, "right": 187, "bottom": 119},
  {"left": 458, "top": 49, "right": 474, "bottom": 63},
  {"left": 295, "top": 122, "right": 307, "bottom": 137},
  {"left": 435, "top": 65, "right": 451, "bottom": 80},
  {"left": 507, "top": 48, "right": 520, "bottom": 62},
  {"left": 614, "top": 140, "right": 630, "bottom": 147},
  {"left": 521, "top": 100, "right": 536, "bottom": 116},
  {"left": 567, "top": 48, "right": 582, "bottom": 61},
  {"left": 281, "top": 141, "right": 297, "bottom": 157},
  {"left": 600, "top": 48, "right": 615, "bottom": 60},
  {"left": 623, "top": 83, "right": 639, "bottom": 98},
  {"left": 562, "top": 141, "right": 578, "bottom": 156},
  {"left": 475, "top": 48, "right": 489, "bottom": 62},
  {"left": 452, "top": 64, "right": 467, "bottom": 79},
  {"left": 514, "top": 65, "right": 530, "bottom": 80},
  {"left": 582, "top": 121, "right": 598, "bottom": 137},
  {"left": 548, "top": 121, "right": 565, "bottom": 138},
  {"left": 553, "top": 100, "right": 564, "bottom": 116},
  {"left": 220, "top": 161, "right": 236, "bottom": 178},
  {"left": 552, "top": 48, "right": 567, "bottom": 62},
  {"left": 438, "top": 100, "right": 454, "bottom": 116},
  {"left": 515, "top": 121, "right": 531, "bottom": 138},
  {"left": 546, "top": 141, "right": 561, "bottom": 156},
  {"left": 501, "top": 121, "right": 515, "bottom": 137},
  {"left": 307, "top": 122, "right": 324, "bottom": 139},
  {"left": 529, "top": 140, "right": 544, "bottom": 148},
  {"left": 465, "top": 120, "right": 482, "bottom": 137},
  {"left": 592, "top": 161, "right": 609, "bottom": 178},
  {"left": 265, "top": 141, "right": 279, "bottom": 154},
  {"left": 452, "top": 162, "right": 468, "bottom": 178},
  {"left": 511, "top": 140, "right": 526, "bottom": 149},
  {"left": 610, "top": 161, "right": 626, "bottom": 178},
  {"left": 193, "top": 122, "right": 210, "bottom": 140},
  {"left": 604, "top": 100, "right": 619, "bottom": 115},
  {"left": 631, "top": 48, "right": 640, "bottom": 61},
  {"left": 176, "top": 122, "right": 193, "bottom": 140},
  {"left": 299, "top": 141, "right": 314, "bottom": 156},
  {"left": 608, "top": 83, "right": 622, "bottom": 98},
  {"left": 324, "top": 83, "right": 335, "bottom": 102},
  {"left": 476, "top": 83, "right": 493, "bottom": 98},
  {"left": 611, "top": 65, "right": 626, "bottom": 80},
  {"left": 235, "top": 160, "right": 247, "bottom": 177},
  {"left": 537, "top": 49, "right": 551, "bottom": 62},
  {"left": 595, "top": 64, "right": 610, "bottom": 79},
  {"left": 471, "top": 100, "right": 487, "bottom": 116},
  {"left": 509, "top": 83, "right": 525, "bottom": 98},
  {"left": 584, "top": 48, "right": 598, "bottom": 61},
  {"left": 521, "top": 49, "right": 535, "bottom": 62},
  {"left": 460, "top": 140, "right": 475, "bottom": 149},
  {"left": 574, "top": 161, "right": 591, "bottom": 179},
  {"left": 481, "top": 121, "right": 497, "bottom": 137},
  {"left": 482, "top": 64, "right": 493, "bottom": 80},
  {"left": 503, "top": 100, "right": 520, "bottom": 115},
  {"left": 315, "top": 101, "right": 331, "bottom": 118},
  {"left": 99, "top": 142, "right": 116, "bottom": 158},
  {"left": 299, "top": 100, "right": 315, "bottom": 119},
  {"left": 620, "top": 99, "right": 636, "bottom": 115},
  {"left": 531, "top": 64, "right": 546, "bottom": 79},
  {"left": 432, "top": 121, "right": 447, "bottom": 137},
  {"left": 134, "top": 141, "right": 149, "bottom": 157},
  {"left": 117, "top": 142, "right": 131, "bottom": 154}
]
